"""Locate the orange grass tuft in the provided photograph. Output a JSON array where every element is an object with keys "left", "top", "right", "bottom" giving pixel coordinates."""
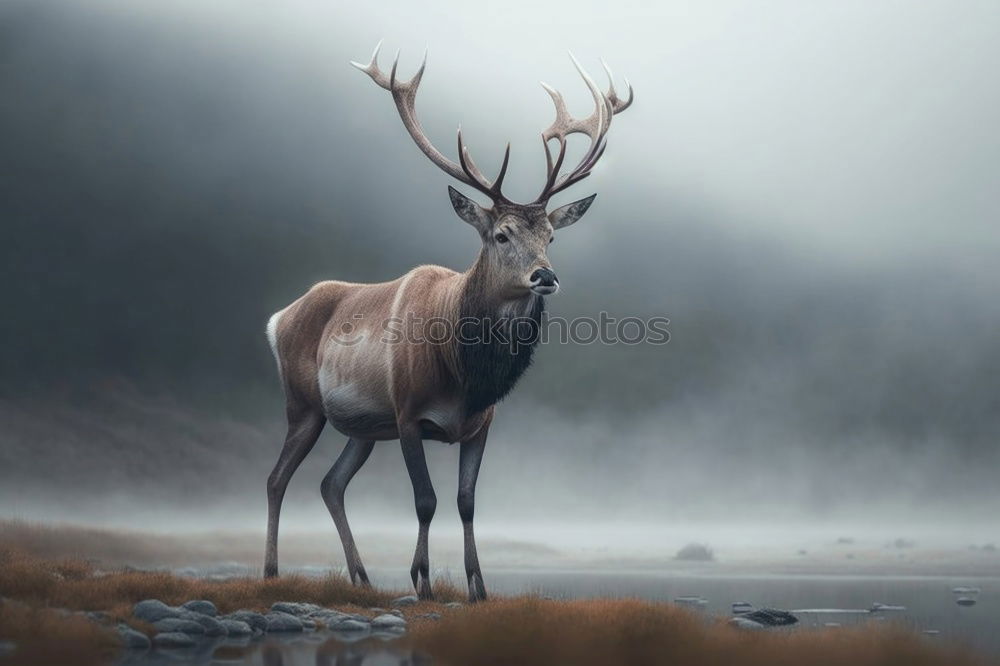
[{"left": 406, "top": 597, "right": 988, "bottom": 666}]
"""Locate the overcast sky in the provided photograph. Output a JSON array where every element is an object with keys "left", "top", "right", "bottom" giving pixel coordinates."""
[{"left": 1, "top": 0, "right": 998, "bottom": 533}]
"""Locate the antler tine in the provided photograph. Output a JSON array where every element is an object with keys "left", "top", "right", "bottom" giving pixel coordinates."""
[
  {"left": 352, "top": 42, "right": 509, "bottom": 203},
  {"left": 533, "top": 54, "right": 634, "bottom": 203}
]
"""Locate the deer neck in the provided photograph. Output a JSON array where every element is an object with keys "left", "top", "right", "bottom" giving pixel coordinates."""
[{"left": 455, "top": 251, "right": 544, "bottom": 415}]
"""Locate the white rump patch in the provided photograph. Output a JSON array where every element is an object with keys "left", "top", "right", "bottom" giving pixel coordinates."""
[{"left": 266, "top": 309, "right": 285, "bottom": 381}]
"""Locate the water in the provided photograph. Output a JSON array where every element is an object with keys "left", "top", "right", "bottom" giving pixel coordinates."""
[{"left": 119, "top": 569, "right": 997, "bottom": 665}]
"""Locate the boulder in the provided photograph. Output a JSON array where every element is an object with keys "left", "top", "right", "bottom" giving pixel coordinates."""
[
  {"left": 224, "top": 610, "right": 268, "bottom": 633},
  {"left": 265, "top": 611, "right": 304, "bottom": 632},
  {"left": 270, "top": 602, "right": 321, "bottom": 616},
  {"left": 181, "top": 600, "right": 217, "bottom": 617},
  {"left": 133, "top": 599, "right": 181, "bottom": 623},
  {"left": 218, "top": 619, "right": 253, "bottom": 636},
  {"left": 152, "top": 632, "right": 197, "bottom": 648},
  {"left": 180, "top": 610, "right": 227, "bottom": 636},
  {"left": 326, "top": 617, "right": 370, "bottom": 632},
  {"left": 116, "top": 624, "right": 151, "bottom": 649},
  {"left": 391, "top": 595, "right": 419, "bottom": 607},
  {"left": 152, "top": 618, "right": 206, "bottom": 635},
  {"left": 371, "top": 613, "right": 407, "bottom": 630}
]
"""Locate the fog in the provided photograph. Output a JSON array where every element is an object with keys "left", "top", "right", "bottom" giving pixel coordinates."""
[{"left": 1, "top": 0, "right": 999, "bottom": 550}]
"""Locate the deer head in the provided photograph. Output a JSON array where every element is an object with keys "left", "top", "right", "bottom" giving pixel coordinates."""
[{"left": 352, "top": 43, "right": 633, "bottom": 299}]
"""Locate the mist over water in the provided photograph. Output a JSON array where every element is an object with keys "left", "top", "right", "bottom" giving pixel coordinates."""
[{"left": 2, "top": 0, "right": 999, "bottom": 553}]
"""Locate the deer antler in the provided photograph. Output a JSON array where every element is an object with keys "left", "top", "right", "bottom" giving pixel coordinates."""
[
  {"left": 534, "top": 54, "right": 634, "bottom": 204},
  {"left": 351, "top": 41, "right": 511, "bottom": 204}
]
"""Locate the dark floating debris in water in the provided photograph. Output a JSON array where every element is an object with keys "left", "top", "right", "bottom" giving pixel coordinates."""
[
  {"left": 955, "top": 597, "right": 977, "bottom": 607},
  {"left": 741, "top": 608, "right": 798, "bottom": 627}
]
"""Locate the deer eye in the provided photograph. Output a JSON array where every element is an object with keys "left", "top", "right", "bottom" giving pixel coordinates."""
[
  {"left": 495, "top": 232, "right": 509, "bottom": 244},
  {"left": 549, "top": 236, "right": 554, "bottom": 244}
]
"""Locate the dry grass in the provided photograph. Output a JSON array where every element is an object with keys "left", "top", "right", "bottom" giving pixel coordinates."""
[
  {"left": 0, "top": 547, "right": 466, "bottom": 616},
  {"left": 407, "top": 598, "right": 988, "bottom": 666},
  {"left": 0, "top": 522, "right": 992, "bottom": 666},
  {"left": 0, "top": 602, "right": 119, "bottom": 666}
]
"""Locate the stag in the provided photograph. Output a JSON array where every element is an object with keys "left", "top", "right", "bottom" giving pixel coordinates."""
[{"left": 264, "top": 43, "right": 633, "bottom": 601}]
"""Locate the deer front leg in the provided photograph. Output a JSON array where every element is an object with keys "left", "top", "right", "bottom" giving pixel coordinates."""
[
  {"left": 321, "top": 437, "right": 376, "bottom": 586},
  {"left": 399, "top": 423, "right": 436, "bottom": 599},
  {"left": 458, "top": 423, "right": 489, "bottom": 602}
]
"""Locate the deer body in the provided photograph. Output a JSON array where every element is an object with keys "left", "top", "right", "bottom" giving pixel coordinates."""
[{"left": 263, "top": 44, "right": 632, "bottom": 601}]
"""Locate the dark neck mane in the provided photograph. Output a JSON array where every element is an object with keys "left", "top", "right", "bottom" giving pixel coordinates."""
[{"left": 457, "top": 262, "right": 544, "bottom": 415}]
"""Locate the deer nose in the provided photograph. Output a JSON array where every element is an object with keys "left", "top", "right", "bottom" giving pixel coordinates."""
[{"left": 530, "top": 268, "right": 558, "bottom": 287}]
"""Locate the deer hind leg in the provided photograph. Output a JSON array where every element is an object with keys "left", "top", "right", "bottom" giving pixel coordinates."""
[
  {"left": 399, "top": 423, "right": 436, "bottom": 599},
  {"left": 264, "top": 407, "right": 326, "bottom": 578},
  {"left": 458, "top": 423, "right": 489, "bottom": 602},
  {"left": 320, "top": 437, "right": 376, "bottom": 585}
]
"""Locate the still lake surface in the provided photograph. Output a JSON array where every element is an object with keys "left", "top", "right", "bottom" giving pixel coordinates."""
[{"left": 118, "top": 568, "right": 997, "bottom": 665}]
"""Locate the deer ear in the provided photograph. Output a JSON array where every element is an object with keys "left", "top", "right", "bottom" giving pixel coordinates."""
[
  {"left": 448, "top": 186, "right": 491, "bottom": 233},
  {"left": 548, "top": 194, "right": 596, "bottom": 230}
]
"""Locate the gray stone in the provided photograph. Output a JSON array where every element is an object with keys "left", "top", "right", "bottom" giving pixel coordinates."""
[
  {"left": 219, "top": 619, "right": 253, "bottom": 636},
  {"left": 86, "top": 611, "right": 113, "bottom": 624},
  {"left": 416, "top": 612, "right": 441, "bottom": 621},
  {"left": 371, "top": 613, "right": 407, "bottom": 630},
  {"left": 152, "top": 632, "right": 197, "bottom": 648},
  {"left": 391, "top": 595, "right": 419, "bottom": 607},
  {"left": 225, "top": 610, "right": 268, "bottom": 632},
  {"left": 265, "top": 611, "right": 304, "bottom": 632},
  {"left": 326, "top": 617, "right": 370, "bottom": 632},
  {"left": 389, "top": 609, "right": 404, "bottom": 617},
  {"left": 179, "top": 610, "right": 226, "bottom": 636},
  {"left": 270, "top": 601, "right": 322, "bottom": 616},
  {"left": 117, "top": 624, "right": 151, "bottom": 649},
  {"left": 152, "top": 618, "right": 205, "bottom": 635},
  {"left": 729, "top": 617, "right": 765, "bottom": 630},
  {"left": 444, "top": 602, "right": 463, "bottom": 609},
  {"left": 180, "top": 600, "right": 217, "bottom": 617},
  {"left": 133, "top": 599, "right": 181, "bottom": 623}
]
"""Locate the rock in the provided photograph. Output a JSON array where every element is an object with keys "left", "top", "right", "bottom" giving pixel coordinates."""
[
  {"left": 326, "top": 617, "right": 370, "bottom": 632},
  {"left": 371, "top": 613, "right": 407, "bottom": 630},
  {"left": 180, "top": 610, "right": 227, "bottom": 636},
  {"left": 265, "top": 611, "right": 304, "bottom": 632},
  {"left": 444, "top": 602, "right": 463, "bottom": 609},
  {"left": 218, "top": 619, "right": 253, "bottom": 636},
  {"left": 731, "top": 602, "right": 754, "bottom": 615},
  {"left": 368, "top": 607, "right": 386, "bottom": 613},
  {"left": 0, "top": 641, "right": 16, "bottom": 657},
  {"left": 391, "top": 595, "right": 419, "bottom": 607},
  {"left": 674, "top": 596, "right": 708, "bottom": 607},
  {"left": 225, "top": 610, "right": 268, "bottom": 632},
  {"left": 416, "top": 612, "right": 441, "bottom": 621},
  {"left": 117, "top": 624, "right": 151, "bottom": 649},
  {"left": 152, "top": 618, "right": 206, "bottom": 635},
  {"left": 675, "top": 543, "right": 714, "bottom": 562},
  {"left": 181, "top": 600, "right": 217, "bottom": 617},
  {"left": 389, "top": 609, "right": 404, "bottom": 617},
  {"left": 742, "top": 609, "right": 798, "bottom": 626},
  {"left": 729, "top": 617, "right": 765, "bottom": 630},
  {"left": 301, "top": 618, "right": 317, "bottom": 631},
  {"left": 133, "top": 599, "right": 181, "bottom": 623},
  {"left": 152, "top": 632, "right": 197, "bottom": 648},
  {"left": 270, "top": 602, "right": 322, "bottom": 617}
]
